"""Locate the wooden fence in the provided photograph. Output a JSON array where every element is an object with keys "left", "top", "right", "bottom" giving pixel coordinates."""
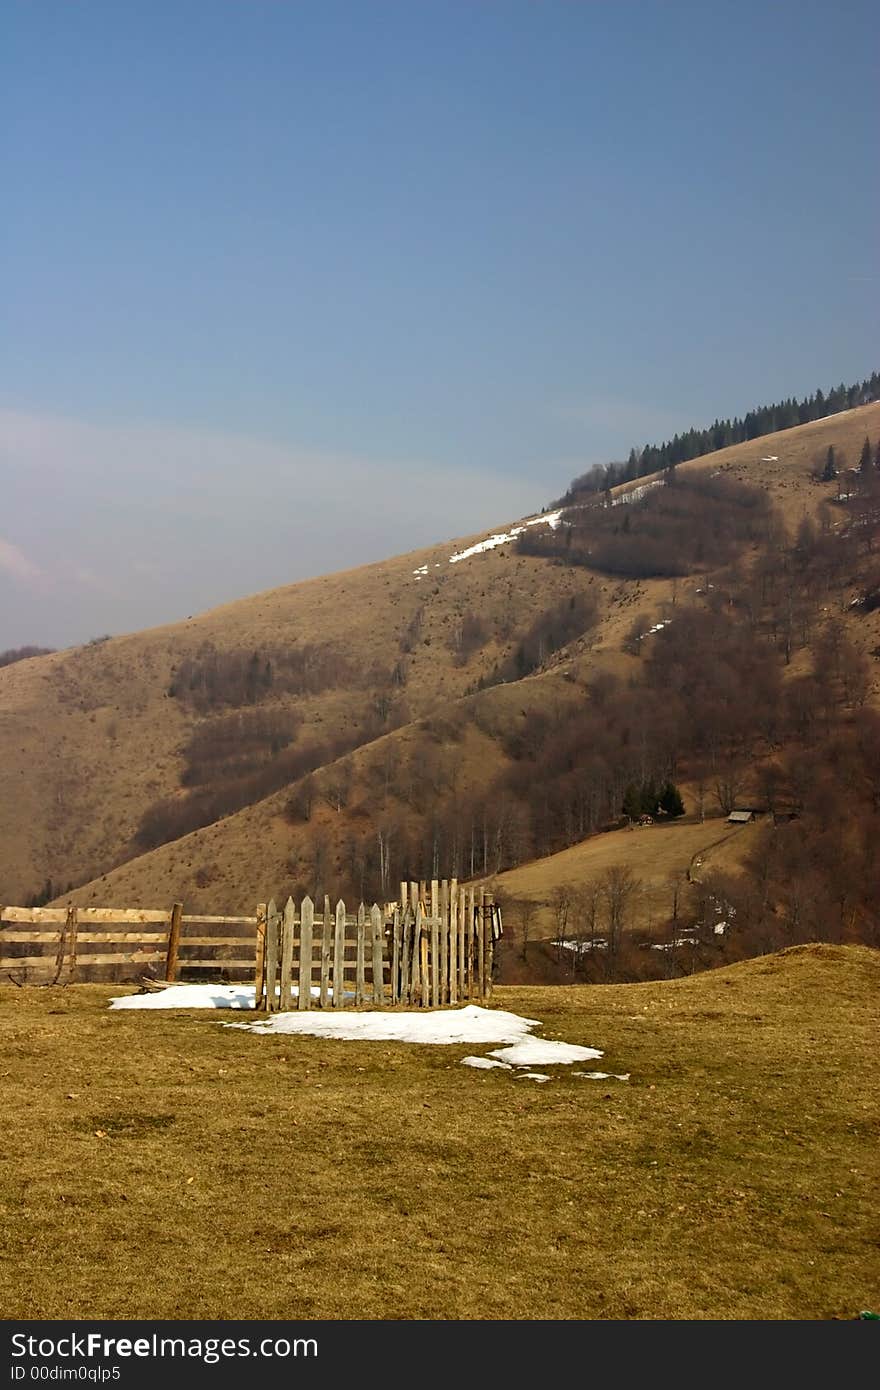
[
  {"left": 0, "top": 879, "right": 502, "bottom": 1008},
  {"left": 257, "top": 881, "right": 501, "bottom": 1011},
  {"left": 0, "top": 904, "right": 256, "bottom": 985}
]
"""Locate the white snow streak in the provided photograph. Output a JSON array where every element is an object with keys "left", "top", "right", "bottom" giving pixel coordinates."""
[
  {"left": 611, "top": 480, "right": 662, "bottom": 507},
  {"left": 447, "top": 511, "right": 562, "bottom": 565},
  {"left": 461, "top": 1055, "right": 512, "bottom": 1071},
  {"left": 573, "top": 1071, "right": 631, "bottom": 1082}
]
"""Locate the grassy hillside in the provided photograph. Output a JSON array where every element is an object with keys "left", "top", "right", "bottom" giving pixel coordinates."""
[
  {"left": 1, "top": 944, "right": 876, "bottom": 1319},
  {"left": 2, "top": 401, "right": 879, "bottom": 928},
  {"left": 490, "top": 813, "right": 761, "bottom": 939}
]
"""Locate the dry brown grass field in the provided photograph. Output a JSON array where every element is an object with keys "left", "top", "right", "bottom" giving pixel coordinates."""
[
  {"left": 1, "top": 401, "right": 878, "bottom": 913},
  {"left": 0, "top": 943, "right": 876, "bottom": 1321},
  {"left": 488, "top": 815, "right": 762, "bottom": 940}
]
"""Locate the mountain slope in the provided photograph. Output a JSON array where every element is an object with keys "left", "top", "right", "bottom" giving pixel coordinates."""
[{"left": 15, "top": 399, "right": 875, "bottom": 918}]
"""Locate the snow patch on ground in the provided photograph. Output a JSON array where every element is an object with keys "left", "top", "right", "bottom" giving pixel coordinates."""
[
  {"left": 516, "top": 1072, "right": 550, "bottom": 1083},
  {"left": 637, "top": 619, "right": 672, "bottom": 641},
  {"left": 573, "top": 1071, "right": 630, "bottom": 1082},
  {"left": 110, "top": 984, "right": 257, "bottom": 1010},
  {"left": 108, "top": 990, "right": 617, "bottom": 1082},
  {"left": 488, "top": 1038, "right": 603, "bottom": 1067},
  {"left": 230, "top": 1003, "right": 542, "bottom": 1046},
  {"left": 461, "top": 1056, "right": 512, "bottom": 1071}
]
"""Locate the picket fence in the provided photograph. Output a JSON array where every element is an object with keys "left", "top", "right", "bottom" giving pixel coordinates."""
[
  {"left": 257, "top": 881, "right": 501, "bottom": 1011},
  {"left": 0, "top": 879, "right": 502, "bottom": 1008}
]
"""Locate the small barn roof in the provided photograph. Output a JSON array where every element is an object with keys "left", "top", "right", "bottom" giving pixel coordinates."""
[{"left": 727, "top": 809, "right": 754, "bottom": 823}]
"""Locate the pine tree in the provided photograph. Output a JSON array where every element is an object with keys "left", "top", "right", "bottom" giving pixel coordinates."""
[
  {"left": 822, "top": 446, "right": 837, "bottom": 482},
  {"left": 659, "top": 782, "right": 685, "bottom": 818},
  {"left": 622, "top": 784, "right": 641, "bottom": 822},
  {"left": 859, "top": 437, "right": 872, "bottom": 473}
]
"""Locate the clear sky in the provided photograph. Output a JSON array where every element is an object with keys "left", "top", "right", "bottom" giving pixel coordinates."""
[{"left": 2, "top": 0, "right": 876, "bottom": 648}]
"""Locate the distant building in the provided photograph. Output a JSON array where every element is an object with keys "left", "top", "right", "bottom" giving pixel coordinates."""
[{"left": 727, "top": 809, "right": 755, "bottom": 824}]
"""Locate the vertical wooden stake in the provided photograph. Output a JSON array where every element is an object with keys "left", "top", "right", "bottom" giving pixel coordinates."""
[
  {"left": 165, "top": 902, "right": 183, "bottom": 983},
  {"left": 391, "top": 906, "right": 401, "bottom": 1005},
  {"left": 370, "top": 903, "right": 385, "bottom": 1006},
  {"left": 412, "top": 903, "right": 422, "bottom": 1004},
  {"left": 478, "top": 887, "right": 486, "bottom": 1000},
  {"left": 401, "top": 907, "right": 412, "bottom": 1005},
  {"left": 439, "top": 878, "right": 449, "bottom": 1006},
  {"left": 466, "top": 887, "right": 476, "bottom": 999},
  {"left": 265, "top": 899, "right": 280, "bottom": 1012},
  {"left": 449, "top": 878, "right": 458, "bottom": 1006},
  {"left": 279, "top": 896, "right": 296, "bottom": 1010},
  {"left": 430, "top": 878, "right": 440, "bottom": 1008},
  {"left": 320, "top": 895, "right": 332, "bottom": 1008},
  {"left": 458, "top": 887, "right": 466, "bottom": 1000},
  {"left": 298, "top": 895, "right": 314, "bottom": 1011},
  {"left": 333, "top": 899, "right": 346, "bottom": 1008},
  {"left": 485, "top": 893, "right": 495, "bottom": 999},
  {"left": 67, "top": 905, "right": 79, "bottom": 983},
  {"left": 355, "top": 903, "right": 366, "bottom": 1006},
  {"left": 254, "top": 902, "right": 267, "bottom": 1009},
  {"left": 419, "top": 911, "right": 429, "bottom": 1007}
]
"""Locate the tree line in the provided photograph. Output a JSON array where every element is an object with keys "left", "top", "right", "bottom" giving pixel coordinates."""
[
  {"left": 558, "top": 369, "right": 879, "bottom": 498},
  {"left": 0, "top": 646, "right": 55, "bottom": 668}
]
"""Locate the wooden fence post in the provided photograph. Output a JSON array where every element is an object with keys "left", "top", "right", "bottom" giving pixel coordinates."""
[
  {"left": 254, "top": 902, "right": 267, "bottom": 1009},
  {"left": 409, "top": 882, "right": 420, "bottom": 1002},
  {"left": 370, "top": 903, "right": 384, "bottom": 1006},
  {"left": 279, "top": 896, "right": 296, "bottom": 1010},
  {"left": 164, "top": 902, "right": 183, "bottom": 983},
  {"left": 466, "top": 887, "right": 476, "bottom": 1000},
  {"left": 67, "top": 906, "right": 79, "bottom": 983},
  {"left": 298, "top": 896, "right": 314, "bottom": 1011},
  {"left": 478, "top": 888, "right": 486, "bottom": 1000},
  {"left": 391, "top": 906, "right": 401, "bottom": 1005},
  {"left": 401, "top": 907, "right": 412, "bottom": 1005},
  {"left": 265, "top": 899, "right": 280, "bottom": 1012},
  {"left": 320, "top": 895, "right": 332, "bottom": 1008},
  {"left": 333, "top": 900, "right": 346, "bottom": 1008},
  {"left": 449, "top": 878, "right": 458, "bottom": 1006},
  {"left": 485, "top": 892, "right": 495, "bottom": 998},
  {"left": 430, "top": 879, "right": 440, "bottom": 1008},
  {"left": 419, "top": 915, "right": 429, "bottom": 1007},
  {"left": 355, "top": 903, "right": 366, "bottom": 1006},
  {"left": 440, "top": 878, "right": 449, "bottom": 1006}
]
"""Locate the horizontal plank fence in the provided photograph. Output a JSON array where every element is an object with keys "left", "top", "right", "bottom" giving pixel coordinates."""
[
  {"left": 1, "top": 879, "right": 503, "bottom": 1008},
  {"left": 0, "top": 903, "right": 258, "bottom": 985}
]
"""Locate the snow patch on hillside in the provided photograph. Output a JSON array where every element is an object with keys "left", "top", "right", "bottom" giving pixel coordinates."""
[
  {"left": 447, "top": 511, "right": 562, "bottom": 565},
  {"left": 611, "top": 480, "right": 663, "bottom": 507}
]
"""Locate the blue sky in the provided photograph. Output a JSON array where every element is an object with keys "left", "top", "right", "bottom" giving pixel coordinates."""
[{"left": 2, "top": 1, "right": 876, "bottom": 646}]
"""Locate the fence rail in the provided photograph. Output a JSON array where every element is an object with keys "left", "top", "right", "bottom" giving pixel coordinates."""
[{"left": 0, "top": 879, "right": 502, "bottom": 1007}]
